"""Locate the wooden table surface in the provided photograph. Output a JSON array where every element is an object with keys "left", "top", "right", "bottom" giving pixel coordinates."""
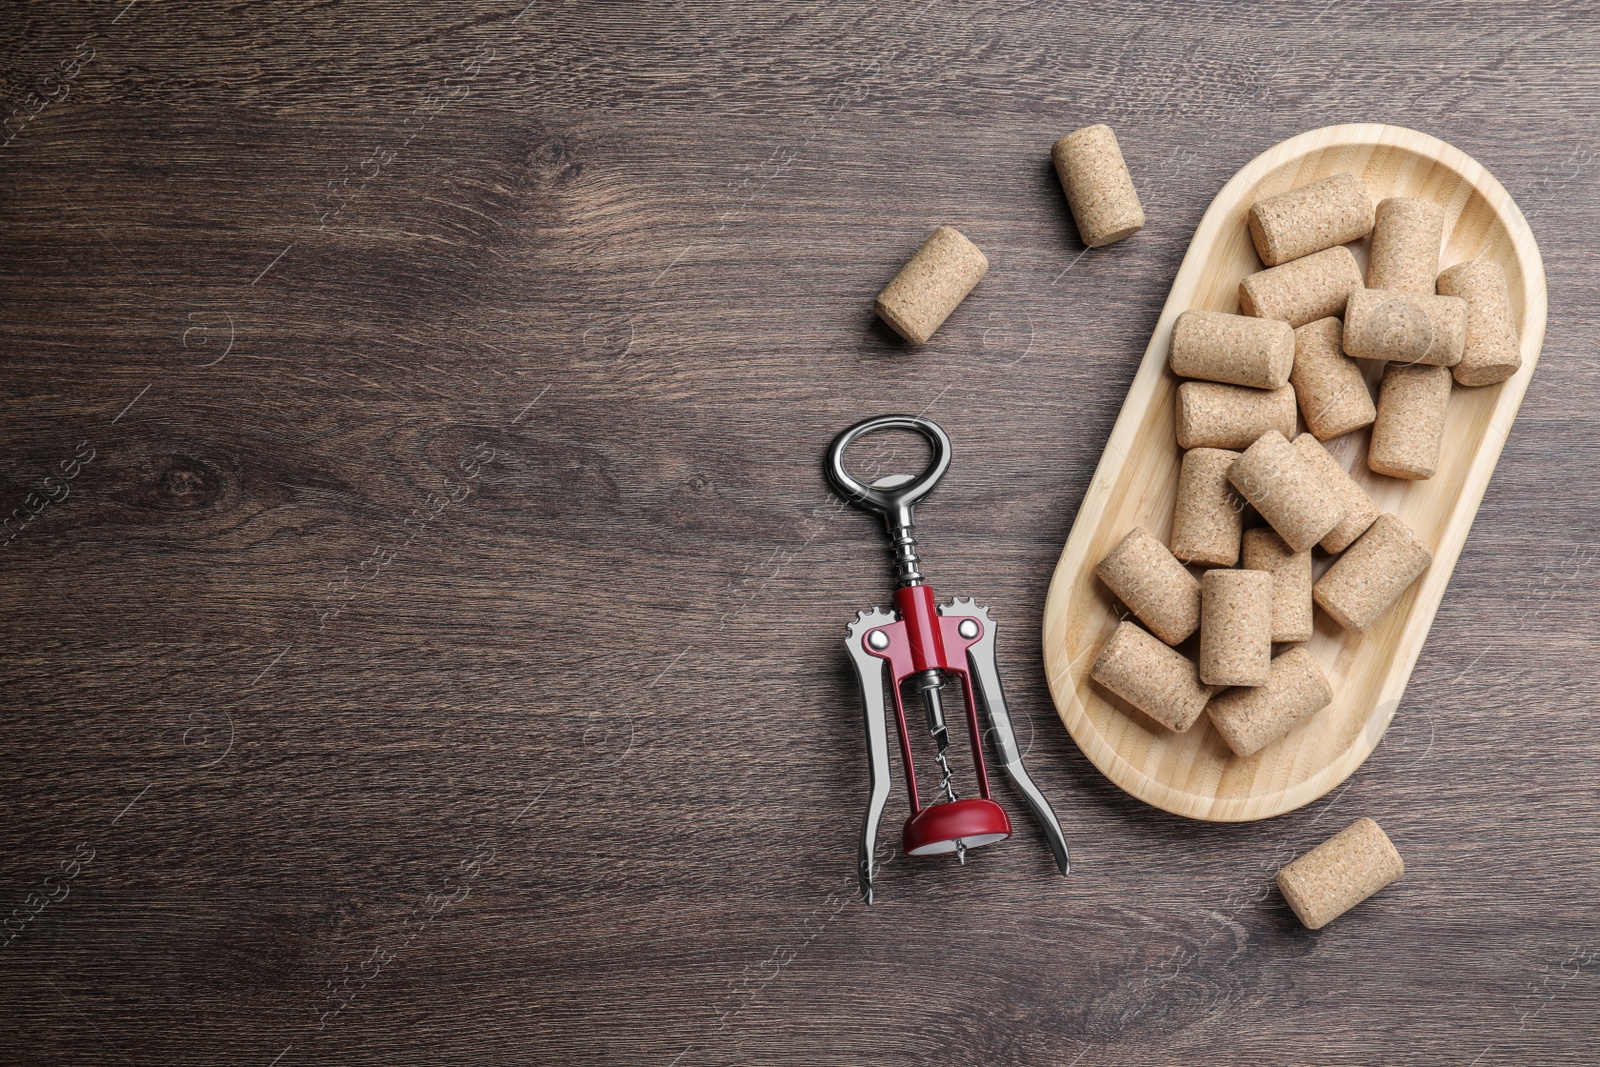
[{"left": 2, "top": 2, "right": 1597, "bottom": 1063}]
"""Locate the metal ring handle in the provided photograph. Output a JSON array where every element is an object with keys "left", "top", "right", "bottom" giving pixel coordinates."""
[{"left": 824, "top": 415, "right": 952, "bottom": 523}]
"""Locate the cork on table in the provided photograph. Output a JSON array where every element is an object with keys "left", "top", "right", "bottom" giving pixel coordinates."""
[
  {"left": 1052, "top": 123, "right": 1146, "bottom": 248},
  {"left": 1277, "top": 818, "right": 1406, "bottom": 930},
  {"left": 873, "top": 225, "right": 989, "bottom": 344}
]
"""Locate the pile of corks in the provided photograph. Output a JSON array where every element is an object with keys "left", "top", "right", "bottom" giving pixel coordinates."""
[
  {"left": 868, "top": 125, "right": 1524, "bottom": 930},
  {"left": 1095, "top": 164, "right": 1521, "bottom": 928}
]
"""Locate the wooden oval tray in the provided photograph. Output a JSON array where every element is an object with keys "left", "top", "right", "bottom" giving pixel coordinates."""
[{"left": 1041, "top": 123, "right": 1547, "bottom": 821}]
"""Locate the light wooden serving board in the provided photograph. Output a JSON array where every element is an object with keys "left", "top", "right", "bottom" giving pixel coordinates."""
[{"left": 1041, "top": 123, "right": 1547, "bottom": 822}]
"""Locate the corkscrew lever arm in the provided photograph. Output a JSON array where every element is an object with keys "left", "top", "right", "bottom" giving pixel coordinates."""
[
  {"left": 846, "top": 608, "right": 898, "bottom": 904},
  {"left": 958, "top": 601, "right": 1071, "bottom": 876}
]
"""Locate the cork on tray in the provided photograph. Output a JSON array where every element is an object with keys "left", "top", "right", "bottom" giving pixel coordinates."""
[
  {"left": 1369, "top": 362, "right": 1452, "bottom": 480},
  {"left": 1366, "top": 197, "right": 1445, "bottom": 295},
  {"left": 1437, "top": 258, "right": 1523, "bottom": 387},
  {"left": 1312, "top": 513, "right": 1433, "bottom": 632},
  {"left": 1292, "top": 433, "right": 1379, "bottom": 553},
  {"left": 1226, "top": 430, "right": 1346, "bottom": 553},
  {"left": 1290, "top": 317, "right": 1376, "bottom": 440},
  {"left": 1276, "top": 817, "right": 1404, "bottom": 930},
  {"left": 1239, "top": 245, "right": 1363, "bottom": 328},
  {"left": 874, "top": 226, "right": 989, "bottom": 345},
  {"left": 1171, "top": 447, "right": 1244, "bottom": 566},
  {"left": 1090, "top": 621, "right": 1214, "bottom": 732},
  {"left": 1170, "top": 310, "right": 1295, "bottom": 390},
  {"left": 1096, "top": 527, "right": 1202, "bottom": 645},
  {"left": 1175, "top": 382, "right": 1297, "bottom": 450},
  {"left": 1343, "top": 287, "right": 1467, "bottom": 367},
  {"left": 1242, "top": 527, "right": 1312, "bottom": 643},
  {"left": 1199, "top": 569, "right": 1272, "bottom": 687},
  {"left": 1206, "top": 646, "right": 1333, "bottom": 758},
  {"left": 1051, "top": 124, "right": 1145, "bottom": 248},
  {"left": 1247, "top": 172, "right": 1375, "bottom": 267}
]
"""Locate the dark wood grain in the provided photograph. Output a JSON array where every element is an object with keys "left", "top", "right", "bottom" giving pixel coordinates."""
[{"left": 2, "top": 1, "right": 1598, "bottom": 1063}]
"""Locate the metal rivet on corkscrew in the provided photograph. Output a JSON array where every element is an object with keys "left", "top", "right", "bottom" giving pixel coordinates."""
[{"left": 825, "top": 415, "right": 1071, "bottom": 904}]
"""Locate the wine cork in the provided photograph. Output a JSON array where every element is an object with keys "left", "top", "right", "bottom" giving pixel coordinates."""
[
  {"left": 1226, "top": 431, "right": 1346, "bottom": 553},
  {"left": 1290, "top": 317, "right": 1376, "bottom": 440},
  {"left": 1171, "top": 447, "right": 1244, "bottom": 567},
  {"left": 1051, "top": 124, "right": 1145, "bottom": 248},
  {"left": 1175, "top": 382, "right": 1296, "bottom": 450},
  {"left": 1437, "top": 259, "right": 1523, "bottom": 387},
  {"left": 1247, "top": 172, "right": 1375, "bottom": 267},
  {"left": 1312, "top": 513, "right": 1433, "bottom": 632},
  {"left": 1096, "top": 527, "right": 1202, "bottom": 645},
  {"left": 1239, "top": 246, "right": 1363, "bottom": 327},
  {"left": 1199, "top": 569, "right": 1272, "bottom": 687},
  {"left": 1241, "top": 527, "right": 1312, "bottom": 643},
  {"left": 1090, "top": 621, "right": 1214, "bottom": 732},
  {"left": 1366, "top": 197, "right": 1445, "bottom": 295},
  {"left": 874, "top": 226, "right": 989, "bottom": 345},
  {"left": 1276, "top": 818, "right": 1404, "bottom": 930},
  {"left": 1169, "top": 310, "right": 1295, "bottom": 389},
  {"left": 1369, "top": 363, "right": 1451, "bottom": 480},
  {"left": 1343, "top": 287, "right": 1467, "bottom": 367},
  {"left": 1291, "top": 433, "right": 1379, "bottom": 553},
  {"left": 1205, "top": 646, "right": 1332, "bottom": 757}
]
